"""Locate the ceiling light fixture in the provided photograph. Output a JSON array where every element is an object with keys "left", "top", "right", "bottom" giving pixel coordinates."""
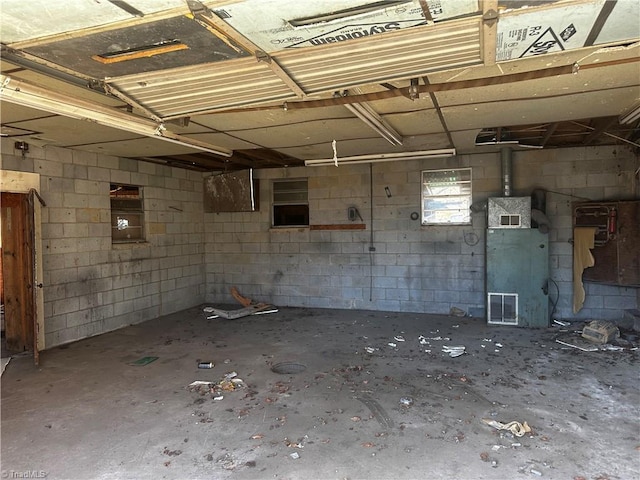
[
  {"left": 305, "top": 148, "right": 456, "bottom": 167},
  {"left": 619, "top": 102, "right": 640, "bottom": 124},
  {"left": 0, "top": 75, "right": 233, "bottom": 157},
  {"left": 337, "top": 90, "right": 403, "bottom": 146},
  {"left": 345, "top": 101, "right": 404, "bottom": 145}
]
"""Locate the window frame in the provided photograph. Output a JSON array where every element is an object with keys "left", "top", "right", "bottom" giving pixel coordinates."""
[
  {"left": 421, "top": 167, "right": 472, "bottom": 226},
  {"left": 110, "top": 183, "right": 146, "bottom": 244},
  {"left": 271, "top": 178, "right": 309, "bottom": 228}
]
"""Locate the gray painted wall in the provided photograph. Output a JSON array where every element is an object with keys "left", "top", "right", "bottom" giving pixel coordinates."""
[{"left": 1, "top": 141, "right": 637, "bottom": 350}]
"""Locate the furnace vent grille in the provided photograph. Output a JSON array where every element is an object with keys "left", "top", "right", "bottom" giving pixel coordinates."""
[{"left": 488, "top": 292, "right": 518, "bottom": 325}]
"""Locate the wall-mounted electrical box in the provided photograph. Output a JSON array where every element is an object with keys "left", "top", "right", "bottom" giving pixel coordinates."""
[{"left": 573, "top": 200, "right": 640, "bottom": 286}]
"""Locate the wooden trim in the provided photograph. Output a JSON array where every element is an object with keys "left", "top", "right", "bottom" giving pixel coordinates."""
[
  {"left": 91, "top": 43, "right": 189, "bottom": 64},
  {"left": 310, "top": 224, "right": 366, "bottom": 230},
  {"left": 1, "top": 170, "right": 40, "bottom": 192}
]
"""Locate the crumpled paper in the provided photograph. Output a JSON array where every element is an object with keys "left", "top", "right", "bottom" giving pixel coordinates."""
[{"left": 481, "top": 418, "right": 532, "bottom": 437}]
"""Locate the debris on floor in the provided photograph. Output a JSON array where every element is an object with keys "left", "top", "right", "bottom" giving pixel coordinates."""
[
  {"left": 581, "top": 320, "right": 620, "bottom": 344},
  {"left": 555, "top": 334, "right": 600, "bottom": 351},
  {"left": 3, "top": 305, "right": 639, "bottom": 479},
  {"left": 1, "top": 356, "right": 10, "bottom": 375},
  {"left": 216, "top": 453, "right": 237, "bottom": 470},
  {"left": 481, "top": 418, "right": 532, "bottom": 437},
  {"left": 203, "top": 303, "right": 277, "bottom": 319},
  {"left": 442, "top": 345, "right": 466, "bottom": 357},
  {"left": 203, "top": 286, "right": 278, "bottom": 319},
  {"left": 187, "top": 372, "right": 245, "bottom": 399},
  {"left": 555, "top": 329, "right": 637, "bottom": 352},
  {"left": 399, "top": 396, "right": 414, "bottom": 406},
  {"left": 449, "top": 306, "right": 467, "bottom": 317},
  {"left": 284, "top": 436, "right": 306, "bottom": 449},
  {"left": 129, "top": 356, "right": 159, "bottom": 366}
]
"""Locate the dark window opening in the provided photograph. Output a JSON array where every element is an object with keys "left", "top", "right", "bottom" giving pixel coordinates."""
[
  {"left": 272, "top": 179, "right": 309, "bottom": 227},
  {"left": 110, "top": 184, "right": 145, "bottom": 243}
]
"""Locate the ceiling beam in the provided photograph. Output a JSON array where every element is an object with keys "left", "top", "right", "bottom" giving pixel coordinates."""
[
  {"left": 481, "top": 0, "right": 498, "bottom": 66},
  {"left": 235, "top": 149, "right": 296, "bottom": 167},
  {"left": 135, "top": 156, "right": 210, "bottom": 171},
  {"left": 572, "top": 121, "right": 640, "bottom": 149},
  {"left": 422, "top": 76, "right": 454, "bottom": 148},
  {"left": 583, "top": 117, "right": 618, "bottom": 145},
  {"left": 540, "top": 122, "right": 559, "bottom": 147}
]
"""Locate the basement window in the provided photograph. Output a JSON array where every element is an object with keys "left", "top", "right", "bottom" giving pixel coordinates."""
[
  {"left": 421, "top": 168, "right": 472, "bottom": 225},
  {"left": 272, "top": 179, "right": 309, "bottom": 227},
  {"left": 110, "top": 184, "right": 145, "bottom": 243}
]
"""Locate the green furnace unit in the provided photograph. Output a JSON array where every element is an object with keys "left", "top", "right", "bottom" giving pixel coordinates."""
[{"left": 486, "top": 197, "right": 550, "bottom": 328}]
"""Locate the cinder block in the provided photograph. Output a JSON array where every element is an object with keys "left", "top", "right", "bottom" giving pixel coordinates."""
[
  {"left": 65, "top": 164, "right": 88, "bottom": 180},
  {"left": 34, "top": 159, "right": 64, "bottom": 177},
  {"left": 72, "top": 150, "right": 99, "bottom": 166}
]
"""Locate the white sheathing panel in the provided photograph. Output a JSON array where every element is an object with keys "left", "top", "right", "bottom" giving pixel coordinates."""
[
  {"left": 496, "top": 0, "right": 640, "bottom": 61},
  {"left": 210, "top": 0, "right": 479, "bottom": 52}
]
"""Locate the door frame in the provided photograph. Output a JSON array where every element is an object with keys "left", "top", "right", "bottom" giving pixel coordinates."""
[{"left": 1, "top": 170, "right": 44, "bottom": 364}]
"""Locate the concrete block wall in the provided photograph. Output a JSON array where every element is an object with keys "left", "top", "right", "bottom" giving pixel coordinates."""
[
  {"left": 1, "top": 140, "right": 206, "bottom": 347},
  {"left": 527, "top": 146, "right": 639, "bottom": 321},
  {"left": 206, "top": 154, "right": 492, "bottom": 315},
  {"left": 205, "top": 145, "right": 639, "bottom": 322},
  {"left": 1, "top": 140, "right": 636, "bottom": 350}
]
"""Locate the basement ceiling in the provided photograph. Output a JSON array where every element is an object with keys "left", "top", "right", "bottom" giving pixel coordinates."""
[{"left": 1, "top": 0, "right": 639, "bottom": 172}]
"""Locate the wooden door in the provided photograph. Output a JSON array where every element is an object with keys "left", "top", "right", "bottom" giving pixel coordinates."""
[{"left": 1, "top": 192, "right": 35, "bottom": 354}]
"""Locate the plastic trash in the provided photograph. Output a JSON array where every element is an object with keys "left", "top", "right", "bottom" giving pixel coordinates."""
[{"left": 442, "top": 345, "right": 466, "bottom": 357}]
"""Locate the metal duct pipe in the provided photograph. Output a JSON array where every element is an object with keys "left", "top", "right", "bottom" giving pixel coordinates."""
[{"left": 501, "top": 147, "right": 512, "bottom": 197}]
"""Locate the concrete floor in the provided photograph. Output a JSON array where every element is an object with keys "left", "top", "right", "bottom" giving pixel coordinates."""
[{"left": 1, "top": 306, "right": 639, "bottom": 480}]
